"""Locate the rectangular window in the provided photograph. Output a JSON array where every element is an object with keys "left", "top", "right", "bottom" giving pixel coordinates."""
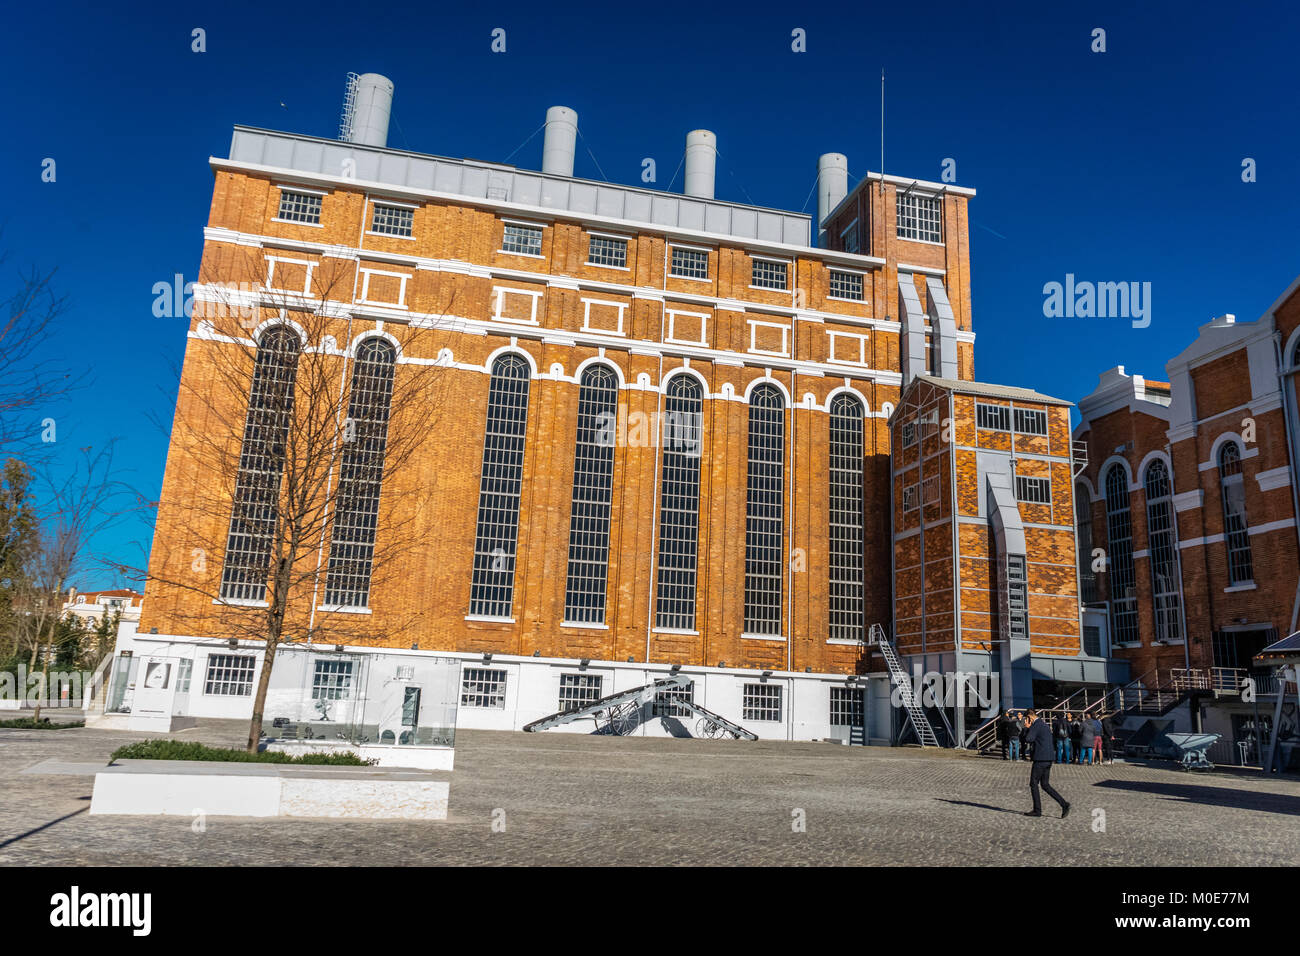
[
  {"left": 742, "top": 683, "right": 783, "bottom": 722},
  {"left": 311, "top": 659, "right": 353, "bottom": 700},
  {"left": 829, "top": 687, "right": 865, "bottom": 727},
  {"left": 902, "top": 484, "right": 918, "bottom": 512},
  {"left": 922, "top": 475, "right": 940, "bottom": 505},
  {"left": 1015, "top": 475, "right": 1051, "bottom": 505},
  {"left": 828, "top": 269, "right": 864, "bottom": 301},
  {"left": 652, "top": 680, "right": 694, "bottom": 717},
  {"left": 975, "top": 402, "right": 1010, "bottom": 432},
  {"left": 502, "top": 223, "right": 543, "bottom": 256},
  {"left": 1083, "top": 625, "right": 1102, "bottom": 657},
  {"left": 203, "top": 654, "right": 256, "bottom": 697},
  {"left": 587, "top": 235, "right": 627, "bottom": 268},
  {"left": 751, "top": 258, "right": 788, "bottom": 290},
  {"left": 558, "top": 673, "right": 603, "bottom": 712},
  {"left": 370, "top": 203, "right": 413, "bottom": 237},
  {"left": 276, "top": 190, "right": 322, "bottom": 225},
  {"left": 670, "top": 247, "right": 709, "bottom": 280},
  {"left": 896, "top": 192, "right": 941, "bottom": 243},
  {"left": 901, "top": 421, "right": 917, "bottom": 448},
  {"left": 840, "top": 220, "right": 860, "bottom": 254},
  {"left": 176, "top": 658, "right": 192, "bottom": 695},
  {"left": 460, "top": 668, "right": 507, "bottom": 709},
  {"left": 1013, "top": 407, "right": 1048, "bottom": 436}
]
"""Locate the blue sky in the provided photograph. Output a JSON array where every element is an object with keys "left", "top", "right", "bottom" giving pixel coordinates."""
[{"left": 4, "top": 0, "right": 1298, "bottom": 587}]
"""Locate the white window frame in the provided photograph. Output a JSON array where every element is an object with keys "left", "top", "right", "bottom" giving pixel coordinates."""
[
  {"left": 500, "top": 219, "right": 545, "bottom": 258},
  {"left": 586, "top": 233, "right": 630, "bottom": 270},
  {"left": 747, "top": 318, "right": 791, "bottom": 357},
  {"left": 272, "top": 185, "right": 325, "bottom": 228},
  {"left": 460, "top": 667, "right": 508, "bottom": 709},
  {"left": 827, "top": 330, "right": 870, "bottom": 367},
  {"left": 202, "top": 653, "right": 257, "bottom": 697},
  {"left": 742, "top": 683, "right": 783, "bottom": 722},
  {"left": 750, "top": 256, "right": 790, "bottom": 292},
  {"left": 357, "top": 267, "right": 410, "bottom": 309},
  {"left": 669, "top": 244, "right": 712, "bottom": 282},
  {"left": 264, "top": 255, "right": 316, "bottom": 296},
  {"left": 664, "top": 308, "right": 709, "bottom": 347},
  {"left": 827, "top": 267, "right": 866, "bottom": 302},
  {"left": 581, "top": 297, "right": 628, "bottom": 336},
  {"left": 367, "top": 199, "right": 416, "bottom": 239},
  {"left": 896, "top": 191, "right": 943, "bottom": 244},
  {"left": 491, "top": 285, "right": 543, "bottom": 325}
]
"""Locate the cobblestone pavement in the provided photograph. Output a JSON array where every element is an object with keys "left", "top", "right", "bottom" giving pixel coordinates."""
[{"left": 2, "top": 723, "right": 1298, "bottom": 866}]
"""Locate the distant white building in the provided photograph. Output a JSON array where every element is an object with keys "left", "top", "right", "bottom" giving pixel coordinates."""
[{"left": 63, "top": 588, "right": 142, "bottom": 628}]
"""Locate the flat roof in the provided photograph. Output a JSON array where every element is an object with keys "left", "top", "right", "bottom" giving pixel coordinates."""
[{"left": 228, "top": 126, "right": 813, "bottom": 247}]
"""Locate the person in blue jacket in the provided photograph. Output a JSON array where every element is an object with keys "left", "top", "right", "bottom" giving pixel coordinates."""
[{"left": 1022, "top": 709, "right": 1071, "bottom": 818}]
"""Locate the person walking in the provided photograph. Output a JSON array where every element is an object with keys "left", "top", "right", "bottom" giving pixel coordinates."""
[
  {"left": 1022, "top": 709, "right": 1071, "bottom": 818},
  {"left": 1007, "top": 711, "right": 1023, "bottom": 761},
  {"left": 1053, "top": 712, "right": 1070, "bottom": 764},
  {"left": 1069, "top": 712, "right": 1084, "bottom": 764}
]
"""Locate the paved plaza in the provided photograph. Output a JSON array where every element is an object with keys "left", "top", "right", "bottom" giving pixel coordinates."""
[{"left": 1, "top": 721, "right": 1298, "bottom": 866}]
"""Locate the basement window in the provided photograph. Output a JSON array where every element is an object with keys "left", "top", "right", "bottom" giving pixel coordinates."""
[{"left": 276, "top": 189, "right": 322, "bottom": 225}]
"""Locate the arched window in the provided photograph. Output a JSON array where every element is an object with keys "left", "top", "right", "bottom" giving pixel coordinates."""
[
  {"left": 1143, "top": 460, "right": 1182, "bottom": 642},
  {"left": 219, "top": 326, "right": 302, "bottom": 603},
  {"left": 655, "top": 375, "right": 704, "bottom": 631},
  {"left": 323, "top": 338, "right": 398, "bottom": 608},
  {"left": 744, "top": 384, "right": 785, "bottom": 636},
  {"left": 562, "top": 364, "right": 620, "bottom": 624},
  {"left": 1074, "top": 482, "right": 1096, "bottom": 604},
  {"left": 828, "top": 393, "right": 865, "bottom": 642},
  {"left": 1104, "top": 463, "right": 1138, "bottom": 645},
  {"left": 469, "top": 354, "right": 532, "bottom": 618},
  {"left": 1218, "top": 441, "right": 1254, "bottom": 584}
]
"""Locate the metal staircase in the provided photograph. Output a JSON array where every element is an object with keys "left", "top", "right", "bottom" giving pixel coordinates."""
[{"left": 868, "top": 623, "right": 940, "bottom": 748}]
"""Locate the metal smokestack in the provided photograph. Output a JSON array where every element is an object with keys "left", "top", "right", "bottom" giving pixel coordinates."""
[
  {"left": 817, "top": 152, "right": 848, "bottom": 246},
  {"left": 684, "top": 130, "right": 717, "bottom": 199},
  {"left": 542, "top": 106, "right": 578, "bottom": 177},
  {"left": 347, "top": 73, "right": 394, "bottom": 148}
]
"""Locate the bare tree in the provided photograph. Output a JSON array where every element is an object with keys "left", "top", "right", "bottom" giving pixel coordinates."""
[
  {"left": 0, "top": 246, "right": 75, "bottom": 456},
  {"left": 140, "top": 249, "right": 453, "bottom": 750}
]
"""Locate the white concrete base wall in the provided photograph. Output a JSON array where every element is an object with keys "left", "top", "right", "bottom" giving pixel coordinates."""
[
  {"left": 89, "top": 761, "right": 449, "bottom": 820},
  {"left": 265, "top": 741, "right": 455, "bottom": 771},
  {"left": 109, "top": 623, "right": 888, "bottom": 743}
]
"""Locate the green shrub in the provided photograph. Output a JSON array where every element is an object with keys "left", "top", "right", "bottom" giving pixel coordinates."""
[
  {"left": 108, "top": 739, "right": 374, "bottom": 765},
  {"left": 0, "top": 717, "right": 85, "bottom": 729}
]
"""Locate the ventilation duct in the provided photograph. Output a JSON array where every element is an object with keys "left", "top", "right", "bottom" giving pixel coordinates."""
[{"left": 542, "top": 106, "right": 578, "bottom": 177}]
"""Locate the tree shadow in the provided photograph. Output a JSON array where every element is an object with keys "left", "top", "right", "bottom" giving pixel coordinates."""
[
  {"left": 1093, "top": 779, "right": 1300, "bottom": 816},
  {"left": 0, "top": 805, "right": 88, "bottom": 849}
]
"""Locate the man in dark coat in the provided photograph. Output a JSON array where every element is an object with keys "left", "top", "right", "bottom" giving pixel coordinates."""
[
  {"left": 1101, "top": 713, "right": 1117, "bottom": 764},
  {"left": 1022, "top": 709, "right": 1071, "bottom": 818}
]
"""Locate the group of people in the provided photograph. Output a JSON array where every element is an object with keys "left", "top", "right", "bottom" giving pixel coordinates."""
[{"left": 997, "top": 708, "right": 1116, "bottom": 765}]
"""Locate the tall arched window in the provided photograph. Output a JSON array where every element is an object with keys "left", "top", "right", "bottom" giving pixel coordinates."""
[
  {"left": 655, "top": 375, "right": 704, "bottom": 631},
  {"left": 323, "top": 338, "right": 398, "bottom": 608},
  {"left": 469, "top": 354, "right": 532, "bottom": 618},
  {"left": 1075, "top": 482, "right": 1096, "bottom": 603},
  {"left": 1218, "top": 441, "right": 1254, "bottom": 584},
  {"left": 1143, "top": 459, "right": 1182, "bottom": 642},
  {"left": 562, "top": 364, "right": 620, "bottom": 624},
  {"left": 744, "top": 383, "right": 785, "bottom": 636},
  {"left": 828, "top": 393, "right": 865, "bottom": 642},
  {"left": 1104, "top": 463, "right": 1139, "bottom": 645},
  {"left": 219, "top": 325, "right": 302, "bottom": 603}
]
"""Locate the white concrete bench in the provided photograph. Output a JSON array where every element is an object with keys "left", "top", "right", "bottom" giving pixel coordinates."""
[{"left": 89, "top": 760, "right": 450, "bottom": 820}]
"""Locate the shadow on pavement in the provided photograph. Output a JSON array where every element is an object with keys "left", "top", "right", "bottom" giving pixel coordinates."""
[
  {"left": 936, "top": 798, "right": 1021, "bottom": 814},
  {"left": 1093, "top": 779, "right": 1300, "bottom": 816},
  {"left": 0, "top": 806, "right": 89, "bottom": 849}
]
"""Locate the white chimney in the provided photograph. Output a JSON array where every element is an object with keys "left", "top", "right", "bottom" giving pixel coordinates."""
[
  {"left": 684, "top": 130, "right": 717, "bottom": 199},
  {"left": 348, "top": 73, "right": 394, "bottom": 148},
  {"left": 817, "top": 152, "right": 848, "bottom": 245},
  {"left": 542, "top": 106, "right": 578, "bottom": 177}
]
